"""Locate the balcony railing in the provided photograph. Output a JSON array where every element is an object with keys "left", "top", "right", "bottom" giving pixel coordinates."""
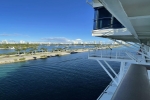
[{"left": 88, "top": 49, "right": 142, "bottom": 62}]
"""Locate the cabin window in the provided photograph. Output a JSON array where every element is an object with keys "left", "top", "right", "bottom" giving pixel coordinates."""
[{"left": 93, "top": 7, "right": 124, "bottom": 30}]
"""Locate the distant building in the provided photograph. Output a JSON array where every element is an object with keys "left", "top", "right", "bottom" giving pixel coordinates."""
[
  {"left": 94, "top": 41, "right": 96, "bottom": 44},
  {"left": 2, "top": 40, "right": 8, "bottom": 44},
  {"left": 84, "top": 42, "right": 87, "bottom": 44},
  {"left": 20, "top": 40, "right": 25, "bottom": 44},
  {"left": 99, "top": 41, "right": 103, "bottom": 45}
]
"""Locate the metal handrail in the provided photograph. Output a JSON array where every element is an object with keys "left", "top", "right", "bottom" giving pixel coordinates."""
[
  {"left": 96, "top": 24, "right": 124, "bottom": 30},
  {"left": 89, "top": 49, "right": 139, "bottom": 60}
]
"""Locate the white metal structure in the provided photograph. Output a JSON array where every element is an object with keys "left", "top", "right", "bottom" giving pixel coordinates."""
[{"left": 87, "top": 0, "right": 150, "bottom": 100}]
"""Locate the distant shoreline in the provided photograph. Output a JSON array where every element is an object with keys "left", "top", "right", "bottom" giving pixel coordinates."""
[
  {"left": 0, "top": 48, "right": 7, "bottom": 49},
  {"left": 0, "top": 45, "right": 121, "bottom": 65},
  {"left": 0, "top": 48, "right": 15, "bottom": 50},
  {"left": 0, "top": 48, "right": 89, "bottom": 65}
]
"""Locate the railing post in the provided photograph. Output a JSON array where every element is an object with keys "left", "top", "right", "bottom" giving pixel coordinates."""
[
  {"left": 101, "top": 50, "right": 102, "bottom": 58},
  {"left": 119, "top": 61, "right": 125, "bottom": 83},
  {"left": 88, "top": 49, "right": 90, "bottom": 57}
]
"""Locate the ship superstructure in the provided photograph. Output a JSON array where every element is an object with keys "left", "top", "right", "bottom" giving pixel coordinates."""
[{"left": 87, "top": 0, "right": 150, "bottom": 100}]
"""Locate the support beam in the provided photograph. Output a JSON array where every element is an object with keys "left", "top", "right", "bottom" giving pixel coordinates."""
[
  {"left": 104, "top": 60, "right": 119, "bottom": 78},
  {"left": 125, "top": 52, "right": 137, "bottom": 61},
  {"left": 97, "top": 60, "right": 118, "bottom": 85}
]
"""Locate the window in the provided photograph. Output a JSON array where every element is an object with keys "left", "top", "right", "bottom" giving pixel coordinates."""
[{"left": 93, "top": 7, "right": 124, "bottom": 30}]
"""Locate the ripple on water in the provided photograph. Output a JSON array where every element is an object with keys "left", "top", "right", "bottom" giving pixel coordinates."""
[{"left": 0, "top": 52, "right": 120, "bottom": 100}]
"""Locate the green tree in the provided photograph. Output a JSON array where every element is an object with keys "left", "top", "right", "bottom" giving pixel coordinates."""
[
  {"left": 15, "top": 47, "right": 21, "bottom": 55},
  {"left": 40, "top": 48, "right": 44, "bottom": 53},
  {"left": 22, "top": 47, "right": 27, "bottom": 54},
  {"left": 33, "top": 47, "right": 38, "bottom": 54}
]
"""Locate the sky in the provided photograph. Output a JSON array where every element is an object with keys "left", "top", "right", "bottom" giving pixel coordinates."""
[{"left": 0, "top": 0, "right": 109, "bottom": 43}]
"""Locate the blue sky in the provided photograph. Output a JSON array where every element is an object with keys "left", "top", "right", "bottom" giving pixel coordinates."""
[{"left": 0, "top": 0, "right": 108, "bottom": 43}]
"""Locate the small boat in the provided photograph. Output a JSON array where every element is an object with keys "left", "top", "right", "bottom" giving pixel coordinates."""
[
  {"left": 9, "top": 47, "right": 15, "bottom": 49},
  {"left": 33, "top": 57, "right": 37, "bottom": 60},
  {"left": 70, "top": 51, "right": 78, "bottom": 54},
  {"left": 55, "top": 54, "right": 61, "bottom": 56}
]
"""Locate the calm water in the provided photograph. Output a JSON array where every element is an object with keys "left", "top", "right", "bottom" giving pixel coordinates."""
[
  {"left": 0, "top": 52, "right": 120, "bottom": 100},
  {"left": 0, "top": 49, "right": 15, "bottom": 54}
]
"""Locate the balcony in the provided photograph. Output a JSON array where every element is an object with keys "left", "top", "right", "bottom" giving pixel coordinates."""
[
  {"left": 92, "top": 7, "right": 133, "bottom": 37},
  {"left": 92, "top": 28, "right": 132, "bottom": 37},
  {"left": 88, "top": 49, "right": 146, "bottom": 63}
]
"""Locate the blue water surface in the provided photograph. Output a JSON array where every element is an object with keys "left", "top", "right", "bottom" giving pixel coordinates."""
[{"left": 0, "top": 51, "right": 120, "bottom": 100}]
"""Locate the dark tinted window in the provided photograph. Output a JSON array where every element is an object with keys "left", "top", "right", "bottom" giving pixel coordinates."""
[
  {"left": 113, "top": 18, "right": 124, "bottom": 28},
  {"left": 93, "top": 7, "right": 124, "bottom": 30},
  {"left": 98, "top": 7, "right": 112, "bottom": 18}
]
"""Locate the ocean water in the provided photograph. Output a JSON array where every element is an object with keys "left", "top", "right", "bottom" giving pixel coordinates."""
[{"left": 0, "top": 52, "right": 120, "bottom": 100}]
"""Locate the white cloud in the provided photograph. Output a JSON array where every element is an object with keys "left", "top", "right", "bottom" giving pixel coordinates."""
[
  {"left": 75, "top": 39, "right": 82, "bottom": 41},
  {"left": 41, "top": 37, "right": 70, "bottom": 43},
  {"left": 41, "top": 37, "right": 83, "bottom": 43},
  {"left": 0, "top": 33, "right": 30, "bottom": 37}
]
